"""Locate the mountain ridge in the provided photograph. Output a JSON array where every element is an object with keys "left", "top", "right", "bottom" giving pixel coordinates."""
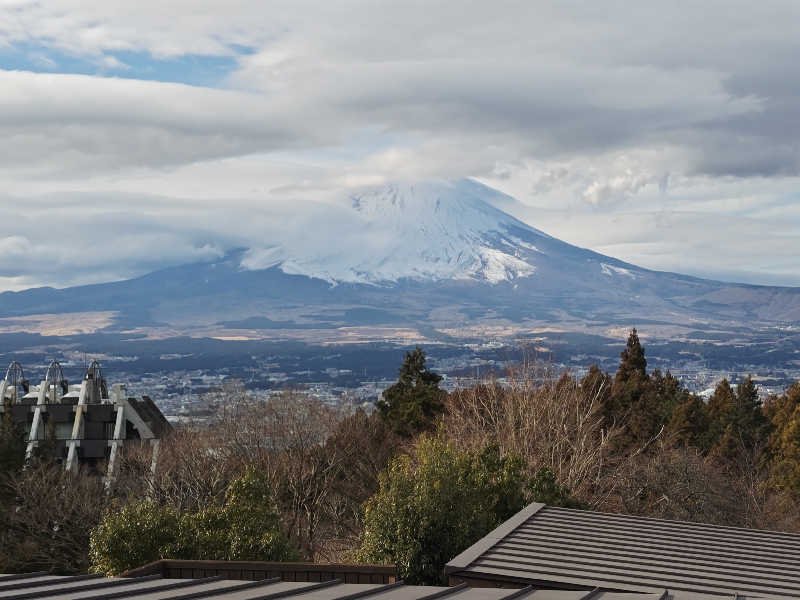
[{"left": 0, "top": 179, "right": 798, "bottom": 334}]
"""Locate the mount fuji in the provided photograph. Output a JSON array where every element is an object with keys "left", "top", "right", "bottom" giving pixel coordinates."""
[
  {"left": 242, "top": 179, "right": 544, "bottom": 285},
  {"left": 1, "top": 179, "right": 799, "bottom": 341}
]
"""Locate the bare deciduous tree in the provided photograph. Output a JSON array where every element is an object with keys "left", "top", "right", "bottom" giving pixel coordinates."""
[
  {"left": 118, "top": 384, "right": 363, "bottom": 560},
  {"left": 1, "top": 460, "right": 106, "bottom": 574},
  {"left": 119, "top": 428, "right": 235, "bottom": 512},
  {"left": 320, "top": 408, "right": 402, "bottom": 560},
  {"left": 443, "top": 362, "right": 621, "bottom": 506}
]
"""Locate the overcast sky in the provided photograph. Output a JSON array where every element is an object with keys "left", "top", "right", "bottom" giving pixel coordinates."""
[{"left": 1, "top": 1, "right": 799, "bottom": 290}]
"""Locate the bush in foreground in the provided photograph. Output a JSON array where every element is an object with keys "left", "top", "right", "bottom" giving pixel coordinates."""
[
  {"left": 356, "top": 434, "right": 527, "bottom": 585},
  {"left": 90, "top": 468, "right": 297, "bottom": 575}
]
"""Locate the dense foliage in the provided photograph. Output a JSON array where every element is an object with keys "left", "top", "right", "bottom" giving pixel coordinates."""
[
  {"left": 376, "top": 347, "right": 446, "bottom": 437},
  {"left": 89, "top": 469, "right": 297, "bottom": 575},
  {"left": 357, "top": 435, "right": 527, "bottom": 584},
  {"left": 89, "top": 500, "right": 181, "bottom": 576}
]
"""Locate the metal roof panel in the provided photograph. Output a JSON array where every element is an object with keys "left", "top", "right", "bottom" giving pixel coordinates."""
[{"left": 446, "top": 505, "right": 800, "bottom": 597}]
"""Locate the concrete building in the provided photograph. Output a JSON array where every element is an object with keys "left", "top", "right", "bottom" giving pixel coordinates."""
[{"left": 0, "top": 360, "right": 171, "bottom": 486}]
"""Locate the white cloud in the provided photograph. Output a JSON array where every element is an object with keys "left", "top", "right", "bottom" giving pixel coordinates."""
[
  {"left": 0, "top": 70, "right": 345, "bottom": 177},
  {"left": 480, "top": 164, "right": 800, "bottom": 286},
  {"left": 0, "top": 0, "right": 278, "bottom": 58},
  {"left": 0, "top": 1, "right": 799, "bottom": 288}
]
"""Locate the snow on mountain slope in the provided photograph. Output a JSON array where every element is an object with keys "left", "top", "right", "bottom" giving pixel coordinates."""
[
  {"left": 242, "top": 179, "right": 552, "bottom": 285},
  {"left": 3, "top": 179, "right": 800, "bottom": 329}
]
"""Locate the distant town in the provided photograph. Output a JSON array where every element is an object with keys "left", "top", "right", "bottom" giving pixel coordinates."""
[{"left": 3, "top": 337, "right": 793, "bottom": 426}]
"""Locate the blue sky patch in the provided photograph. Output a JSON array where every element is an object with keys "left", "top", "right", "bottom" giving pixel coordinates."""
[{"left": 0, "top": 42, "right": 249, "bottom": 87}]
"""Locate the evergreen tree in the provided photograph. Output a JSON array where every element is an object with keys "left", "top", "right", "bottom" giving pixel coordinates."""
[
  {"left": 616, "top": 328, "right": 647, "bottom": 380},
  {"left": 90, "top": 469, "right": 298, "bottom": 575},
  {"left": 607, "top": 330, "right": 647, "bottom": 423},
  {"left": 580, "top": 365, "right": 612, "bottom": 410},
  {"left": 735, "top": 376, "right": 769, "bottom": 448},
  {"left": 764, "top": 386, "right": 799, "bottom": 434},
  {"left": 527, "top": 467, "right": 587, "bottom": 509},
  {"left": 608, "top": 329, "right": 659, "bottom": 449},
  {"left": 706, "top": 378, "right": 734, "bottom": 451},
  {"left": 377, "top": 347, "right": 446, "bottom": 438},
  {"left": 707, "top": 378, "right": 737, "bottom": 432},
  {"left": 650, "top": 369, "right": 690, "bottom": 426},
  {"left": 705, "top": 376, "right": 768, "bottom": 464},
  {"left": 709, "top": 424, "right": 745, "bottom": 468},
  {"left": 766, "top": 382, "right": 800, "bottom": 493},
  {"left": 769, "top": 406, "right": 800, "bottom": 493},
  {"left": 667, "top": 394, "right": 710, "bottom": 451}
]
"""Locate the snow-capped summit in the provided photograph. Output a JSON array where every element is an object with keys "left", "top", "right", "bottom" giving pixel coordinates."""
[
  {"left": 243, "top": 179, "right": 551, "bottom": 285},
  {"left": 3, "top": 179, "right": 800, "bottom": 332}
]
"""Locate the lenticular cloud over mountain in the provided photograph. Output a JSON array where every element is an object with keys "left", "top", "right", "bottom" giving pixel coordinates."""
[{"left": 241, "top": 179, "right": 547, "bottom": 285}]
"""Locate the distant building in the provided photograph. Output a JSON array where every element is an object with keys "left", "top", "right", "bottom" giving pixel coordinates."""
[{"left": 0, "top": 360, "right": 171, "bottom": 486}]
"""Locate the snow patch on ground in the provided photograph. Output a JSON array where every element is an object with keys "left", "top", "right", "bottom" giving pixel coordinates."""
[
  {"left": 509, "top": 237, "right": 544, "bottom": 254},
  {"left": 601, "top": 263, "right": 636, "bottom": 278},
  {"left": 478, "top": 247, "right": 536, "bottom": 284}
]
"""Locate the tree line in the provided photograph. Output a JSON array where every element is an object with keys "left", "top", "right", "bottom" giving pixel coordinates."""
[{"left": 2, "top": 331, "right": 800, "bottom": 584}]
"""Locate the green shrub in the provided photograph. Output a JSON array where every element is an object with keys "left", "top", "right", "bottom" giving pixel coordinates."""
[
  {"left": 178, "top": 469, "right": 298, "bottom": 562},
  {"left": 89, "top": 501, "right": 180, "bottom": 576},
  {"left": 356, "top": 435, "right": 526, "bottom": 585},
  {"left": 90, "top": 468, "right": 297, "bottom": 575}
]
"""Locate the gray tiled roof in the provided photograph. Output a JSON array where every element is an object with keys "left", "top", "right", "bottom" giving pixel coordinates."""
[
  {"left": 445, "top": 504, "right": 800, "bottom": 598},
  {"left": 0, "top": 573, "right": 766, "bottom": 600}
]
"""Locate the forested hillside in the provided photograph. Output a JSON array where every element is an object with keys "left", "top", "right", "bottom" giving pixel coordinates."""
[{"left": 2, "top": 331, "right": 800, "bottom": 583}]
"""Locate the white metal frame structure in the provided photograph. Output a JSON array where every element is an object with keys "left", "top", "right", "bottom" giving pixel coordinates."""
[{"left": 0, "top": 360, "right": 166, "bottom": 489}]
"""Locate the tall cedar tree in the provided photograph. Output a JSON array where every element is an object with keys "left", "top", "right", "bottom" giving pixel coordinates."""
[
  {"left": 617, "top": 328, "right": 648, "bottom": 379},
  {"left": 735, "top": 376, "right": 769, "bottom": 448},
  {"left": 608, "top": 329, "right": 661, "bottom": 449},
  {"left": 706, "top": 376, "right": 768, "bottom": 464},
  {"left": 580, "top": 365, "right": 612, "bottom": 410},
  {"left": 377, "top": 347, "right": 446, "bottom": 438},
  {"left": 667, "top": 394, "right": 710, "bottom": 450},
  {"left": 706, "top": 378, "right": 737, "bottom": 443},
  {"left": 650, "top": 369, "right": 691, "bottom": 426}
]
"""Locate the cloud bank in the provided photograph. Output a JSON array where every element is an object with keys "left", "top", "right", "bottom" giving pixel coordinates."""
[{"left": 1, "top": 1, "right": 799, "bottom": 288}]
